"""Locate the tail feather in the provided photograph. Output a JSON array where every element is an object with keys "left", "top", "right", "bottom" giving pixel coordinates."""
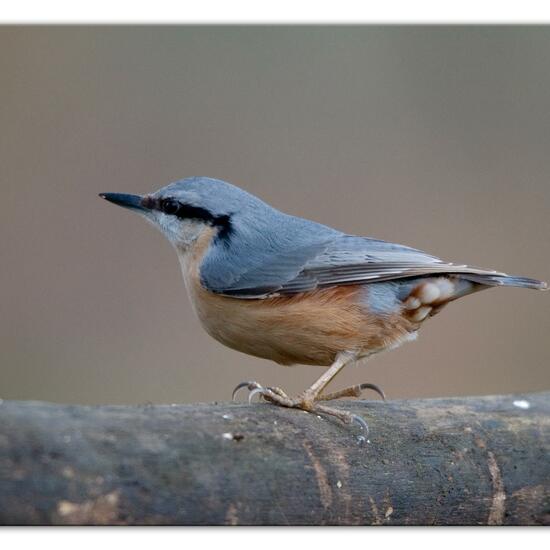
[{"left": 461, "top": 273, "right": 547, "bottom": 291}]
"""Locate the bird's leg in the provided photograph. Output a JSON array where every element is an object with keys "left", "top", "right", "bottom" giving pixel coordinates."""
[{"left": 294, "top": 351, "right": 357, "bottom": 410}]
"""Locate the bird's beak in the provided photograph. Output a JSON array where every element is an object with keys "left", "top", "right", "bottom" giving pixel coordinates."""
[{"left": 99, "top": 193, "right": 152, "bottom": 213}]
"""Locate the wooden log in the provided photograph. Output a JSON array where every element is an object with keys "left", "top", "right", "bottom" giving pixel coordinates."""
[{"left": 0, "top": 393, "right": 548, "bottom": 525}]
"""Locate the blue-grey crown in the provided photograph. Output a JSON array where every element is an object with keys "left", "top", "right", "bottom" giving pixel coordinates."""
[{"left": 153, "top": 177, "right": 272, "bottom": 219}]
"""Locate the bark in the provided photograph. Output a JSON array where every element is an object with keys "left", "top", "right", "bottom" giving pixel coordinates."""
[{"left": 0, "top": 393, "right": 548, "bottom": 525}]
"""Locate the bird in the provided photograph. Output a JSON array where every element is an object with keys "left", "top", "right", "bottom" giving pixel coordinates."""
[{"left": 99, "top": 177, "right": 547, "bottom": 432}]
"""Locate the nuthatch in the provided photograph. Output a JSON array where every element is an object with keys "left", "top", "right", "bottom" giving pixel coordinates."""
[{"left": 100, "top": 177, "right": 547, "bottom": 432}]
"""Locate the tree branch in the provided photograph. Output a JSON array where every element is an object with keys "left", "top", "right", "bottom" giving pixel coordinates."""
[{"left": 0, "top": 392, "right": 548, "bottom": 525}]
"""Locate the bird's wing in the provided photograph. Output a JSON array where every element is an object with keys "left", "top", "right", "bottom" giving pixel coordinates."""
[
  {"left": 276, "top": 235, "right": 511, "bottom": 293},
  {"left": 204, "top": 233, "right": 543, "bottom": 298}
]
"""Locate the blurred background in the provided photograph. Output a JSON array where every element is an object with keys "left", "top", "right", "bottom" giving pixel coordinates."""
[{"left": 1, "top": 26, "right": 548, "bottom": 405}]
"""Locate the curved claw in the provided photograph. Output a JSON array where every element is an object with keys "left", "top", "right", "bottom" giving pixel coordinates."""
[
  {"left": 350, "top": 414, "right": 370, "bottom": 437},
  {"left": 358, "top": 382, "right": 387, "bottom": 402},
  {"left": 231, "top": 381, "right": 256, "bottom": 401},
  {"left": 248, "top": 387, "right": 268, "bottom": 403}
]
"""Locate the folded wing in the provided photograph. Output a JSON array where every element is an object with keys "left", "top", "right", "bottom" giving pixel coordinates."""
[{"left": 204, "top": 234, "right": 546, "bottom": 298}]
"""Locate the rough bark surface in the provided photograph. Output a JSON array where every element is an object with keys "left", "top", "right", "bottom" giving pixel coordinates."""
[{"left": 0, "top": 393, "right": 548, "bottom": 525}]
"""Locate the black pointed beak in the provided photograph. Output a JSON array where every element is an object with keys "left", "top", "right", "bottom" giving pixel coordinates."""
[{"left": 99, "top": 193, "right": 151, "bottom": 212}]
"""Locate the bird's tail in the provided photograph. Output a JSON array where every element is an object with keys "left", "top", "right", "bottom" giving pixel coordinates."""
[{"left": 460, "top": 273, "right": 547, "bottom": 291}]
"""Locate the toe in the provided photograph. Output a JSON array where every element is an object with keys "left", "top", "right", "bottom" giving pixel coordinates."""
[{"left": 267, "top": 386, "right": 291, "bottom": 400}]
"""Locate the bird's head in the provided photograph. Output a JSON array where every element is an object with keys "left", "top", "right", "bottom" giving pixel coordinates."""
[{"left": 100, "top": 177, "right": 266, "bottom": 250}]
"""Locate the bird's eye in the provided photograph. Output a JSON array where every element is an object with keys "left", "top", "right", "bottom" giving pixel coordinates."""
[{"left": 161, "top": 199, "right": 180, "bottom": 215}]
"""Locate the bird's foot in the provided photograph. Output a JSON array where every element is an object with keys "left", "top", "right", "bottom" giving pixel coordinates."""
[
  {"left": 317, "top": 382, "right": 386, "bottom": 402},
  {"left": 231, "top": 380, "right": 382, "bottom": 436}
]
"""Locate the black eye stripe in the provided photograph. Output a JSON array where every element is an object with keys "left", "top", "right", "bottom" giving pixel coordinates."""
[
  {"left": 160, "top": 199, "right": 216, "bottom": 223},
  {"left": 159, "top": 198, "right": 233, "bottom": 241}
]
